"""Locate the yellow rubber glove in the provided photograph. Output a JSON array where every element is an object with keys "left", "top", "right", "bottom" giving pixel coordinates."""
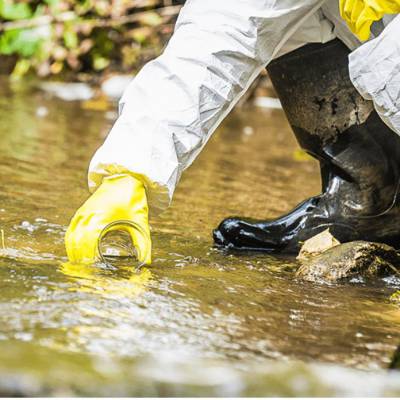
[
  {"left": 65, "top": 174, "right": 151, "bottom": 265},
  {"left": 340, "top": 0, "right": 400, "bottom": 41}
]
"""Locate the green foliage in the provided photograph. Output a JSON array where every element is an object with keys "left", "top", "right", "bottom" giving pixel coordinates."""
[
  {"left": 0, "top": 29, "right": 42, "bottom": 56},
  {"left": 0, "top": 0, "right": 180, "bottom": 78},
  {"left": 0, "top": 0, "right": 32, "bottom": 20}
]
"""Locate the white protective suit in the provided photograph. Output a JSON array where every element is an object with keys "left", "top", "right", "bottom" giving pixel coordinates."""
[
  {"left": 88, "top": 0, "right": 400, "bottom": 214},
  {"left": 349, "top": 15, "right": 400, "bottom": 137}
]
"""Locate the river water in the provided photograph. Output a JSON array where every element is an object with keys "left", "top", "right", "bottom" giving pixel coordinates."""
[{"left": 1, "top": 78, "right": 400, "bottom": 396}]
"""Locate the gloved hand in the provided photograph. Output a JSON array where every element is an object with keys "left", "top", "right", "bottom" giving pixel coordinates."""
[
  {"left": 65, "top": 174, "right": 151, "bottom": 265},
  {"left": 340, "top": 0, "right": 400, "bottom": 41}
]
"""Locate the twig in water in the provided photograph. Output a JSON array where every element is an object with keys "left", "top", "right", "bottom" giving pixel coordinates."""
[{"left": 0, "top": 229, "right": 5, "bottom": 250}]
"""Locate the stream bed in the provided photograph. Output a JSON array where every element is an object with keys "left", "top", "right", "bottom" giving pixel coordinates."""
[{"left": 1, "top": 78, "right": 400, "bottom": 396}]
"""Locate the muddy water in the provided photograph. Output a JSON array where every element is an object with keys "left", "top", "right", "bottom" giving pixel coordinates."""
[{"left": 1, "top": 78, "right": 400, "bottom": 396}]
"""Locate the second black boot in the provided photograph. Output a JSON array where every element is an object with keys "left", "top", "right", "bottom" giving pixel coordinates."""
[{"left": 213, "top": 39, "right": 400, "bottom": 253}]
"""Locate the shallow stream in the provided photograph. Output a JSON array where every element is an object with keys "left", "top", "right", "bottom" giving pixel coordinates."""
[{"left": 1, "top": 78, "right": 400, "bottom": 396}]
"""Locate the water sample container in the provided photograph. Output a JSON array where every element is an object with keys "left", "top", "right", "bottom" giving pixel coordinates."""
[{"left": 97, "top": 220, "right": 148, "bottom": 269}]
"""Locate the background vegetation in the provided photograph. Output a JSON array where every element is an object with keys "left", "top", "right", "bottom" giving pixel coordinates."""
[{"left": 0, "top": 0, "right": 183, "bottom": 79}]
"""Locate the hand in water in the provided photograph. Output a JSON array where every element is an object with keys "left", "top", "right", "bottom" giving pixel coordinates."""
[
  {"left": 65, "top": 174, "right": 151, "bottom": 265},
  {"left": 340, "top": 0, "right": 400, "bottom": 40}
]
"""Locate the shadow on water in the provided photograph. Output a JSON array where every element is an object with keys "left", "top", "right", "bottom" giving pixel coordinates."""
[{"left": 1, "top": 77, "right": 400, "bottom": 395}]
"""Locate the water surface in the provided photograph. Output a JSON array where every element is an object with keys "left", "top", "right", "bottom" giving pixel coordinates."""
[{"left": 1, "top": 78, "right": 400, "bottom": 396}]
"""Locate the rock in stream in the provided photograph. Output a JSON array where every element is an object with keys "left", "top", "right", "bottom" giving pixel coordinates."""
[{"left": 296, "top": 239, "right": 400, "bottom": 284}]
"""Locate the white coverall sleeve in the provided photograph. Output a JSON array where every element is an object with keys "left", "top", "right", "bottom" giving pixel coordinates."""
[
  {"left": 88, "top": 0, "right": 328, "bottom": 214},
  {"left": 349, "top": 15, "right": 400, "bottom": 136}
]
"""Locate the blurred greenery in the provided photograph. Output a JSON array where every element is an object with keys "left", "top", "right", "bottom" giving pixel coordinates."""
[{"left": 0, "top": 0, "right": 183, "bottom": 79}]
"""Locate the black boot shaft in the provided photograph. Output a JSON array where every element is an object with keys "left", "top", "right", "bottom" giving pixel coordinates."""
[
  {"left": 267, "top": 39, "right": 373, "bottom": 150},
  {"left": 267, "top": 39, "right": 400, "bottom": 217}
]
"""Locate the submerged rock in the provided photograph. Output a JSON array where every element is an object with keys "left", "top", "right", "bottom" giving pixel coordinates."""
[
  {"left": 296, "top": 241, "right": 400, "bottom": 283},
  {"left": 390, "top": 290, "right": 400, "bottom": 305},
  {"left": 39, "top": 82, "right": 94, "bottom": 101},
  {"left": 390, "top": 345, "right": 400, "bottom": 370}
]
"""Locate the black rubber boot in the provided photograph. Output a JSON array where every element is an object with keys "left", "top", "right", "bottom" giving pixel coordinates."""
[{"left": 213, "top": 39, "right": 400, "bottom": 253}]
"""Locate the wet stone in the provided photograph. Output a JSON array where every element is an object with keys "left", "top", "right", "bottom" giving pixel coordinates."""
[
  {"left": 390, "top": 345, "right": 400, "bottom": 370},
  {"left": 296, "top": 241, "right": 400, "bottom": 283},
  {"left": 297, "top": 229, "right": 340, "bottom": 261},
  {"left": 38, "top": 82, "right": 94, "bottom": 101}
]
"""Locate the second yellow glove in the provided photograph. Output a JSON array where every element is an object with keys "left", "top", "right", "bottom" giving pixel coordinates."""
[{"left": 340, "top": 0, "right": 400, "bottom": 41}]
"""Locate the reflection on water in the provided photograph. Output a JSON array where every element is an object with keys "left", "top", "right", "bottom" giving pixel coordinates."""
[
  {"left": 60, "top": 262, "right": 152, "bottom": 298},
  {"left": 1, "top": 77, "right": 400, "bottom": 395}
]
